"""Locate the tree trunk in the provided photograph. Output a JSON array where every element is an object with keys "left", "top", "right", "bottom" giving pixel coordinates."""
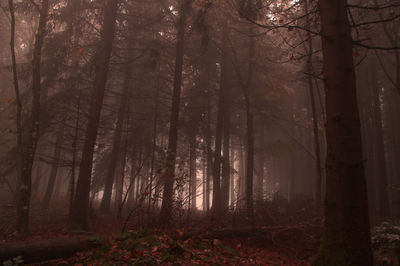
[
  {"left": 314, "top": 0, "right": 373, "bottom": 264},
  {"left": 189, "top": 132, "right": 197, "bottom": 211},
  {"left": 16, "top": 0, "right": 49, "bottom": 236},
  {"left": 254, "top": 123, "right": 264, "bottom": 202},
  {"left": 230, "top": 146, "right": 235, "bottom": 209},
  {"left": 69, "top": 95, "right": 81, "bottom": 217},
  {"left": 211, "top": 57, "right": 225, "bottom": 220},
  {"left": 69, "top": 0, "right": 118, "bottom": 230},
  {"left": 99, "top": 38, "right": 134, "bottom": 214},
  {"left": 369, "top": 56, "right": 390, "bottom": 220},
  {"left": 42, "top": 127, "right": 63, "bottom": 209},
  {"left": 149, "top": 85, "right": 159, "bottom": 208},
  {"left": 159, "top": 0, "right": 190, "bottom": 224},
  {"left": 221, "top": 21, "right": 232, "bottom": 212},
  {"left": 304, "top": 0, "right": 322, "bottom": 217},
  {"left": 205, "top": 81, "right": 212, "bottom": 213},
  {"left": 244, "top": 25, "right": 255, "bottom": 221}
]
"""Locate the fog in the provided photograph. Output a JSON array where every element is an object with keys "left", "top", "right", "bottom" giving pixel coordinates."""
[{"left": 0, "top": 0, "right": 399, "bottom": 264}]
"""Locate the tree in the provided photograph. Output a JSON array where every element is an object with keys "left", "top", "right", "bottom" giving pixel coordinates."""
[
  {"left": 69, "top": 0, "right": 118, "bottom": 230},
  {"left": 159, "top": 0, "right": 190, "bottom": 224},
  {"left": 13, "top": 0, "right": 50, "bottom": 236},
  {"left": 313, "top": 0, "right": 373, "bottom": 264},
  {"left": 99, "top": 30, "right": 135, "bottom": 214}
]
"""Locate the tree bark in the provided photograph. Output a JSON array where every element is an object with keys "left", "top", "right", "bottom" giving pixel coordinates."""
[
  {"left": 369, "top": 56, "right": 390, "bottom": 220},
  {"left": 99, "top": 37, "right": 134, "bottom": 214},
  {"left": 211, "top": 51, "right": 226, "bottom": 219},
  {"left": 189, "top": 132, "right": 197, "bottom": 211},
  {"left": 221, "top": 21, "right": 232, "bottom": 212},
  {"left": 303, "top": 0, "right": 322, "bottom": 217},
  {"left": 42, "top": 127, "right": 64, "bottom": 209},
  {"left": 159, "top": 0, "right": 190, "bottom": 224},
  {"left": 16, "top": 0, "right": 49, "bottom": 236},
  {"left": 244, "top": 25, "right": 255, "bottom": 221},
  {"left": 69, "top": 0, "right": 118, "bottom": 230},
  {"left": 314, "top": 0, "right": 373, "bottom": 264}
]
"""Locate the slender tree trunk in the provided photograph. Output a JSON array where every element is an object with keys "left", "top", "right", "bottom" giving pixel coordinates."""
[
  {"left": 16, "top": 0, "right": 49, "bottom": 235},
  {"left": 205, "top": 84, "right": 212, "bottom": 212},
  {"left": 254, "top": 123, "right": 264, "bottom": 202},
  {"left": 212, "top": 59, "right": 225, "bottom": 220},
  {"left": 127, "top": 147, "right": 138, "bottom": 209},
  {"left": 221, "top": 21, "right": 232, "bottom": 212},
  {"left": 189, "top": 132, "right": 197, "bottom": 211},
  {"left": 8, "top": 0, "right": 23, "bottom": 204},
  {"left": 230, "top": 146, "right": 235, "bottom": 209},
  {"left": 314, "top": 0, "right": 373, "bottom": 264},
  {"left": 42, "top": 128, "right": 63, "bottom": 209},
  {"left": 159, "top": 0, "right": 190, "bottom": 224},
  {"left": 99, "top": 39, "right": 134, "bottom": 214},
  {"left": 8, "top": 0, "right": 22, "bottom": 185},
  {"left": 149, "top": 86, "right": 159, "bottom": 208},
  {"left": 69, "top": 0, "right": 118, "bottom": 230},
  {"left": 244, "top": 25, "right": 255, "bottom": 221},
  {"left": 304, "top": 0, "right": 322, "bottom": 217},
  {"left": 69, "top": 96, "right": 81, "bottom": 216},
  {"left": 238, "top": 142, "right": 246, "bottom": 208},
  {"left": 369, "top": 56, "right": 390, "bottom": 220},
  {"left": 202, "top": 158, "right": 207, "bottom": 211}
]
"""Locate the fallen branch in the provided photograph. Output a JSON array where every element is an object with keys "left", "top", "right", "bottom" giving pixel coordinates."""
[{"left": 0, "top": 237, "right": 102, "bottom": 264}]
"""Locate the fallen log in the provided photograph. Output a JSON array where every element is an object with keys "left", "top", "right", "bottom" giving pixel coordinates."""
[{"left": 0, "top": 237, "right": 102, "bottom": 264}]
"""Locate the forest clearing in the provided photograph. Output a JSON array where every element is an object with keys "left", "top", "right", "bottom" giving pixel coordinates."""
[{"left": 1, "top": 0, "right": 400, "bottom": 265}]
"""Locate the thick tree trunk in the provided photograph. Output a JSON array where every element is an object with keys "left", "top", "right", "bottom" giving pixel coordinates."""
[
  {"left": 314, "top": 0, "right": 373, "bottom": 264},
  {"left": 69, "top": 0, "right": 117, "bottom": 230},
  {"left": 159, "top": 0, "right": 190, "bottom": 224},
  {"left": 16, "top": 0, "right": 49, "bottom": 236}
]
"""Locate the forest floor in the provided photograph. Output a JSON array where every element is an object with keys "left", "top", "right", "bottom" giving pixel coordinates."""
[{"left": 0, "top": 202, "right": 321, "bottom": 265}]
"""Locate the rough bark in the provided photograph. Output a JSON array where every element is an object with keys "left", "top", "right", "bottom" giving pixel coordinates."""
[
  {"left": 313, "top": 0, "right": 373, "bottom": 264},
  {"left": 69, "top": 0, "right": 118, "bottom": 230},
  {"left": 159, "top": 0, "right": 190, "bottom": 224}
]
